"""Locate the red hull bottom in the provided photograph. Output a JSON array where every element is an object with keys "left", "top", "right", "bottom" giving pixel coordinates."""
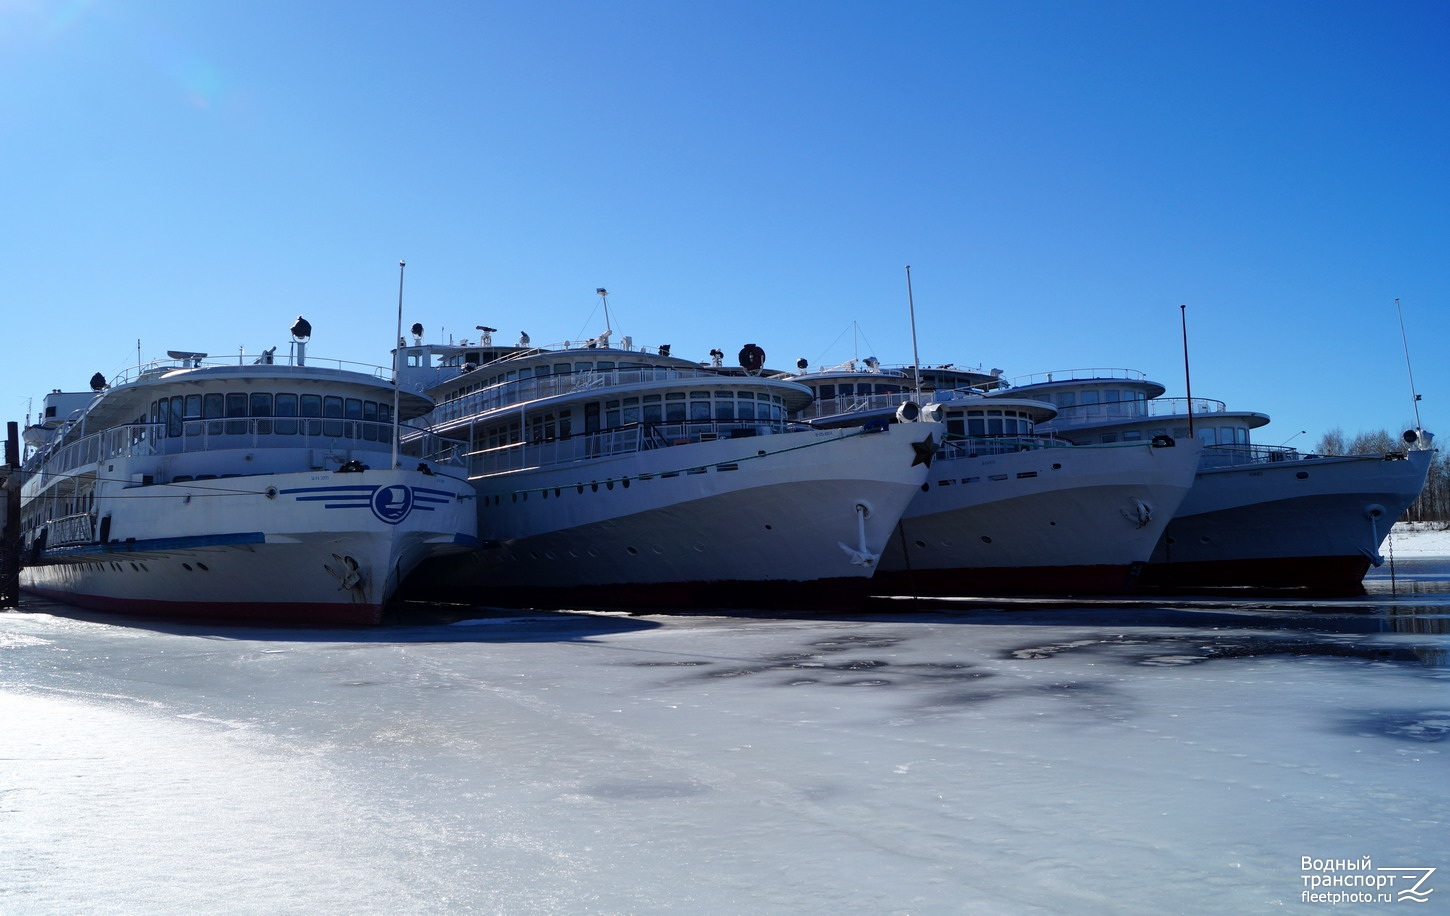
[
  {"left": 21, "top": 584, "right": 384, "bottom": 627},
  {"left": 1137, "top": 555, "right": 1374, "bottom": 592},
  {"left": 869, "top": 564, "right": 1141, "bottom": 598}
]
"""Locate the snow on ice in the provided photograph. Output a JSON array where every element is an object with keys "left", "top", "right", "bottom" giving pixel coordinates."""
[{"left": 0, "top": 524, "right": 1446, "bottom": 914}]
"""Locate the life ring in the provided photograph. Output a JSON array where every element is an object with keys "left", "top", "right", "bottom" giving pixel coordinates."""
[{"left": 738, "top": 343, "right": 765, "bottom": 374}]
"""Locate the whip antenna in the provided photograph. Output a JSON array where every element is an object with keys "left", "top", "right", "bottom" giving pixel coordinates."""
[
  {"left": 1395, "top": 297, "right": 1423, "bottom": 431},
  {"left": 905, "top": 266, "right": 922, "bottom": 403}
]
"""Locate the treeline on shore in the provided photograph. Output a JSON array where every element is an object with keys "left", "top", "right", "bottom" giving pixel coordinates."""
[{"left": 1316, "top": 428, "right": 1450, "bottom": 524}]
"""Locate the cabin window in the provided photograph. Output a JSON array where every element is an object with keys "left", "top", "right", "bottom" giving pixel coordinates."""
[
  {"left": 584, "top": 403, "right": 600, "bottom": 434},
  {"left": 343, "top": 398, "right": 363, "bottom": 439},
  {"left": 605, "top": 399, "right": 621, "bottom": 429},
  {"left": 622, "top": 397, "right": 640, "bottom": 426},
  {"left": 275, "top": 394, "right": 299, "bottom": 435},
  {"left": 250, "top": 393, "right": 274, "bottom": 435},
  {"left": 361, "top": 400, "right": 379, "bottom": 441},
  {"left": 642, "top": 395, "right": 662, "bottom": 425},
  {"left": 818, "top": 384, "right": 835, "bottom": 400},
  {"left": 405, "top": 350, "right": 424, "bottom": 368},
  {"left": 665, "top": 392, "right": 686, "bottom": 422},
  {"left": 1122, "top": 430, "right": 1142, "bottom": 441},
  {"left": 557, "top": 410, "right": 572, "bottom": 439},
  {"left": 323, "top": 395, "right": 345, "bottom": 438},
  {"left": 948, "top": 418, "right": 965, "bottom": 438},
  {"left": 225, "top": 393, "right": 248, "bottom": 435},
  {"left": 968, "top": 417, "right": 985, "bottom": 437},
  {"left": 715, "top": 395, "right": 734, "bottom": 420},
  {"left": 203, "top": 393, "right": 224, "bottom": 435},
  {"left": 300, "top": 394, "right": 323, "bottom": 436},
  {"left": 690, "top": 392, "right": 711, "bottom": 421},
  {"left": 1198, "top": 427, "right": 1218, "bottom": 446},
  {"left": 184, "top": 395, "right": 203, "bottom": 420}
]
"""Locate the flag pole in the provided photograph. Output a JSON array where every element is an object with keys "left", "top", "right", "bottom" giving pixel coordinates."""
[
  {"left": 1180, "top": 304, "right": 1194, "bottom": 438},
  {"left": 392, "top": 260, "right": 405, "bottom": 468},
  {"left": 906, "top": 265, "right": 922, "bottom": 403}
]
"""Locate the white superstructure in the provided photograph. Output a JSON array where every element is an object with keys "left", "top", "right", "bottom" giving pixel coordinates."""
[
  {"left": 19, "top": 320, "right": 478, "bottom": 624},
  {"left": 1001, "top": 368, "right": 1434, "bottom": 590},
  {"left": 788, "top": 361, "right": 1201, "bottom": 595},
  {"left": 397, "top": 320, "right": 943, "bottom": 610}
]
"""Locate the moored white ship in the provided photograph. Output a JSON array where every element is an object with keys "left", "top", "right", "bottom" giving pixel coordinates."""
[
  {"left": 789, "top": 361, "right": 1202, "bottom": 595},
  {"left": 397, "top": 310, "right": 944, "bottom": 610},
  {"left": 1002, "top": 368, "right": 1434, "bottom": 590},
  {"left": 18, "top": 319, "right": 478, "bottom": 624}
]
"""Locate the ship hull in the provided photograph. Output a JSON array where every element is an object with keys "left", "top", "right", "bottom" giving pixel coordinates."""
[
  {"left": 874, "top": 440, "right": 1202, "bottom": 596},
  {"left": 408, "top": 424, "right": 943, "bottom": 611},
  {"left": 21, "top": 466, "right": 477, "bottom": 625},
  {"left": 1140, "top": 449, "right": 1433, "bottom": 590}
]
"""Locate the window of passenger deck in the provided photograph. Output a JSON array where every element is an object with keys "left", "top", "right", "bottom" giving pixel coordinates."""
[
  {"left": 225, "top": 393, "right": 248, "bottom": 434},
  {"left": 605, "top": 400, "right": 621, "bottom": 429},
  {"left": 300, "top": 394, "right": 323, "bottom": 436},
  {"left": 642, "top": 394, "right": 662, "bottom": 424},
  {"left": 323, "top": 395, "right": 345, "bottom": 438},
  {"left": 738, "top": 392, "right": 756, "bottom": 420},
  {"left": 363, "top": 400, "right": 379, "bottom": 441},
  {"left": 690, "top": 392, "right": 711, "bottom": 421},
  {"left": 251, "top": 392, "right": 274, "bottom": 435},
  {"left": 204, "top": 393, "right": 225, "bottom": 435},
  {"left": 344, "top": 398, "right": 363, "bottom": 439},
  {"left": 276, "top": 393, "right": 299, "bottom": 435},
  {"left": 665, "top": 392, "right": 686, "bottom": 422},
  {"left": 714, "top": 392, "right": 734, "bottom": 420},
  {"left": 622, "top": 397, "right": 639, "bottom": 426}
]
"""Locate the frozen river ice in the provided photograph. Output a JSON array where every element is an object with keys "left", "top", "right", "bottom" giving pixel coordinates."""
[{"left": 2, "top": 569, "right": 1448, "bottom": 914}]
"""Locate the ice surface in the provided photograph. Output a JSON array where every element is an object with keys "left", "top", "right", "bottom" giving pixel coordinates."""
[{"left": 1, "top": 529, "right": 1447, "bottom": 913}]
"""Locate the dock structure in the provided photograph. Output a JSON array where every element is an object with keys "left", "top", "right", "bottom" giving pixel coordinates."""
[{"left": 2, "top": 421, "right": 18, "bottom": 608}]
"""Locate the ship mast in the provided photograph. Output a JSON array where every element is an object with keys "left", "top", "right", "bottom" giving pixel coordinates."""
[
  {"left": 392, "top": 260, "right": 405, "bottom": 469},
  {"left": 905, "top": 266, "right": 922, "bottom": 403}
]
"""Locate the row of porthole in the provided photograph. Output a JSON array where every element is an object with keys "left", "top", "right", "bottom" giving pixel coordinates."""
[
  {"left": 924, "top": 462, "right": 1063, "bottom": 491},
  {"left": 482, "top": 460, "right": 752, "bottom": 507},
  {"left": 75, "top": 561, "right": 150, "bottom": 573},
  {"left": 482, "top": 478, "right": 641, "bottom": 507},
  {"left": 71, "top": 560, "right": 211, "bottom": 573},
  {"left": 910, "top": 523, "right": 1062, "bottom": 549},
  {"left": 912, "top": 536, "right": 998, "bottom": 548}
]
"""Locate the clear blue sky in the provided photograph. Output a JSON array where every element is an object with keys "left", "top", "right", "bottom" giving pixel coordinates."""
[{"left": 4, "top": 1, "right": 1445, "bottom": 450}]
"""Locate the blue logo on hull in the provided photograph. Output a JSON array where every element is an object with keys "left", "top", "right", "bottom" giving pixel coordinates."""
[
  {"left": 370, "top": 485, "right": 415, "bottom": 524},
  {"left": 281, "top": 483, "right": 457, "bottom": 526}
]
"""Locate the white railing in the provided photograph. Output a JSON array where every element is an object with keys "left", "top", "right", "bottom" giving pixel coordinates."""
[
  {"left": 1002, "top": 367, "right": 1152, "bottom": 388},
  {"left": 109, "top": 351, "right": 393, "bottom": 387},
  {"left": 463, "top": 419, "right": 797, "bottom": 477},
  {"left": 429, "top": 365, "right": 776, "bottom": 426}
]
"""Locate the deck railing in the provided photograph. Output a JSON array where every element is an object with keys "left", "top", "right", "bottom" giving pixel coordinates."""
[
  {"left": 462, "top": 419, "right": 798, "bottom": 477},
  {"left": 430, "top": 365, "right": 791, "bottom": 427}
]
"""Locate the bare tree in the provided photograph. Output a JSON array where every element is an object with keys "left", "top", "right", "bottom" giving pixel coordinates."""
[{"left": 1315, "top": 427, "right": 1346, "bottom": 456}]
